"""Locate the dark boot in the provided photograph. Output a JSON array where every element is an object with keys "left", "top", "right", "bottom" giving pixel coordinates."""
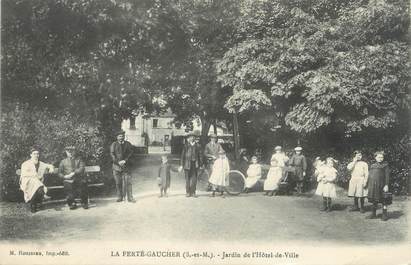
[
  {"left": 367, "top": 204, "right": 377, "bottom": 219},
  {"left": 381, "top": 208, "right": 389, "bottom": 221},
  {"left": 320, "top": 197, "right": 327, "bottom": 211},
  {"left": 349, "top": 197, "right": 359, "bottom": 211},
  {"left": 360, "top": 198, "right": 365, "bottom": 213}
]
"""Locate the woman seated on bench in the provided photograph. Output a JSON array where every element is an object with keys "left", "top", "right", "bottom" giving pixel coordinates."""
[
  {"left": 20, "top": 147, "right": 54, "bottom": 213},
  {"left": 244, "top": 156, "right": 262, "bottom": 193}
]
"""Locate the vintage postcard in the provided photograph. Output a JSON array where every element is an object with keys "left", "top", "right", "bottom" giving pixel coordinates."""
[{"left": 1, "top": 0, "right": 410, "bottom": 264}]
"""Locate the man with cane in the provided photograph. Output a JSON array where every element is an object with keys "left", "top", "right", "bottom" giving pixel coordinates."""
[{"left": 110, "top": 130, "right": 136, "bottom": 203}]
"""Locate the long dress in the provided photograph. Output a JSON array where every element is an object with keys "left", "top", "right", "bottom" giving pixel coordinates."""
[
  {"left": 264, "top": 166, "right": 283, "bottom": 191},
  {"left": 208, "top": 157, "right": 230, "bottom": 187},
  {"left": 315, "top": 165, "right": 337, "bottom": 198},
  {"left": 347, "top": 161, "right": 368, "bottom": 197},
  {"left": 20, "top": 159, "right": 54, "bottom": 202},
  {"left": 245, "top": 164, "right": 262, "bottom": 188},
  {"left": 367, "top": 162, "right": 389, "bottom": 203}
]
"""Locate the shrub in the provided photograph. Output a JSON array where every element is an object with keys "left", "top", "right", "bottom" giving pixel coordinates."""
[
  {"left": 335, "top": 145, "right": 410, "bottom": 196},
  {"left": 0, "top": 103, "right": 104, "bottom": 201}
]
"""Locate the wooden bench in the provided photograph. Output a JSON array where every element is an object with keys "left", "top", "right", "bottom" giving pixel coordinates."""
[{"left": 16, "top": 166, "right": 105, "bottom": 190}]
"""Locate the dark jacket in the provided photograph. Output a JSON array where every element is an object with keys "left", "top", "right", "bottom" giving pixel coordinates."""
[
  {"left": 289, "top": 154, "right": 307, "bottom": 181},
  {"left": 110, "top": 140, "right": 134, "bottom": 172},
  {"left": 180, "top": 142, "right": 202, "bottom": 170},
  {"left": 58, "top": 157, "right": 85, "bottom": 178}
]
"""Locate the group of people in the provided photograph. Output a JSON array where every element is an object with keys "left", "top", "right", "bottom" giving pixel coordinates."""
[
  {"left": 19, "top": 129, "right": 136, "bottom": 213},
  {"left": 302, "top": 150, "right": 390, "bottom": 221},
  {"left": 20, "top": 146, "right": 89, "bottom": 213},
  {"left": 201, "top": 135, "right": 392, "bottom": 221},
  {"left": 20, "top": 131, "right": 392, "bottom": 221}
]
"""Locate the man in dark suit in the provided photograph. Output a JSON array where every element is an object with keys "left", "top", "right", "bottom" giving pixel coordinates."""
[
  {"left": 180, "top": 133, "right": 202, "bottom": 197},
  {"left": 58, "top": 146, "right": 89, "bottom": 209},
  {"left": 110, "top": 130, "right": 136, "bottom": 203}
]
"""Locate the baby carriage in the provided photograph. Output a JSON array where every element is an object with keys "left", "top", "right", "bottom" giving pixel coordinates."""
[{"left": 276, "top": 168, "right": 294, "bottom": 195}]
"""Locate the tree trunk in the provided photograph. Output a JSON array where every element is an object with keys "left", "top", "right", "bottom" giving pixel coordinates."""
[
  {"left": 233, "top": 110, "right": 240, "bottom": 160},
  {"left": 200, "top": 117, "right": 211, "bottom": 148}
]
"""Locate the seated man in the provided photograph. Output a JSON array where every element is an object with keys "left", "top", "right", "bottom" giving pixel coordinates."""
[
  {"left": 20, "top": 147, "right": 54, "bottom": 213},
  {"left": 58, "top": 146, "right": 89, "bottom": 209}
]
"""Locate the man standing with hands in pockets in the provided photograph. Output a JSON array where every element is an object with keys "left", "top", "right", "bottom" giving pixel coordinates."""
[
  {"left": 180, "top": 133, "right": 202, "bottom": 198},
  {"left": 110, "top": 130, "right": 136, "bottom": 203}
]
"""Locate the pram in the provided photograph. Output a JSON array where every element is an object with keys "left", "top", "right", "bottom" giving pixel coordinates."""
[{"left": 276, "top": 167, "right": 295, "bottom": 195}]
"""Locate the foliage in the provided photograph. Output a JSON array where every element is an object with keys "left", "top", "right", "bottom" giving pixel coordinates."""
[
  {"left": 334, "top": 143, "right": 410, "bottom": 195},
  {"left": 0, "top": 103, "right": 104, "bottom": 201},
  {"left": 157, "top": 0, "right": 240, "bottom": 144},
  {"left": 217, "top": 0, "right": 410, "bottom": 135},
  {"left": 225, "top": 89, "right": 271, "bottom": 113}
]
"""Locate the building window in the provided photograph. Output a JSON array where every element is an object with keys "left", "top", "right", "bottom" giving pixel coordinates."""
[{"left": 153, "top": 119, "right": 158, "bottom": 128}]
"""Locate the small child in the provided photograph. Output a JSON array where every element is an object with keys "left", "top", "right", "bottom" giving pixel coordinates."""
[
  {"left": 208, "top": 150, "right": 230, "bottom": 197},
  {"left": 367, "top": 151, "right": 390, "bottom": 221},
  {"left": 263, "top": 157, "right": 283, "bottom": 196},
  {"left": 315, "top": 157, "right": 337, "bottom": 212},
  {"left": 157, "top": 155, "right": 179, "bottom": 197},
  {"left": 244, "top": 156, "right": 262, "bottom": 193}
]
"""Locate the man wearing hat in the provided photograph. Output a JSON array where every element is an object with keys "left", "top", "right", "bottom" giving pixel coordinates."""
[
  {"left": 288, "top": 146, "right": 307, "bottom": 194},
  {"left": 20, "top": 148, "right": 54, "bottom": 213},
  {"left": 180, "top": 133, "right": 202, "bottom": 197},
  {"left": 110, "top": 130, "right": 136, "bottom": 203},
  {"left": 58, "top": 146, "right": 89, "bottom": 209}
]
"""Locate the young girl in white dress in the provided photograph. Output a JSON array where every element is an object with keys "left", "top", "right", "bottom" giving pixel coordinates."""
[
  {"left": 244, "top": 156, "right": 262, "bottom": 193},
  {"left": 208, "top": 150, "right": 230, "bottom": 197},
  {"left": 315, "top": 157, "right": 337, "bottom": 212},
  {"left": 263, "top": 157, "right": 283, "bottom": 196}
]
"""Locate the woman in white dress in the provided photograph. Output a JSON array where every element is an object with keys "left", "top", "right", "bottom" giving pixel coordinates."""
[
  {"left": 263, "top": 157, "right": 283, "bottom": 196},
  {"left": 244, "top": 156, "right": 262, "bottom": 193},
  {"left": 208, "top": 150, "right": 230, "bottom": 197},
  {"left": 315, "top": 157, "right": 337, "bottom": 212},
  {"left": 271, "top": 145, "right": 289, "bottom": 173}
]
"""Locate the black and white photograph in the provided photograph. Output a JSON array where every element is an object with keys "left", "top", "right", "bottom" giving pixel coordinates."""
[{"left": 0, "top": 0, "right": 410, "bottom": 264}]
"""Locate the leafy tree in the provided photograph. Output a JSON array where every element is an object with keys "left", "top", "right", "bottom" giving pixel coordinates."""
[{"left": 217, "top": 0, "right": 410, "bottom": 153}]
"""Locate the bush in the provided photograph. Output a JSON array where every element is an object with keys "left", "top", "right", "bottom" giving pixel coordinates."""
[
  {"left": 334, "top": 145, "right": 410, "bottom": 196},
  {"left": 0, "top": 103, "right": 104, "bottom": 201},
  {"left": 241, "top": 141, "right": 410, "bottom": 196}
]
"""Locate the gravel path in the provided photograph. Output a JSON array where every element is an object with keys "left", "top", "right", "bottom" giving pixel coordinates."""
[{"left": 1, "top": 154, "right": 409, "bottom": 245}]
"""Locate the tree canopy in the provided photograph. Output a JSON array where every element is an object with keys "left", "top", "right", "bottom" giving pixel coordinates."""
[
  {"left": 217, "top": 0, "right": 410, "bottom": 141},
  {"left": 2, "top": 0, "right": 410, "bottom": 149}
]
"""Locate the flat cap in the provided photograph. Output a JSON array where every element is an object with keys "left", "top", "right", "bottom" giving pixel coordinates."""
[{"left": 115, "top": 130, "right": 125, "bottom": 136}]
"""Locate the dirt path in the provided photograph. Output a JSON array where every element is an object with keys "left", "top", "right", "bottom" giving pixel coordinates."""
[{"left": 0, "top": 154, "right": 409, "bottom": 244}]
